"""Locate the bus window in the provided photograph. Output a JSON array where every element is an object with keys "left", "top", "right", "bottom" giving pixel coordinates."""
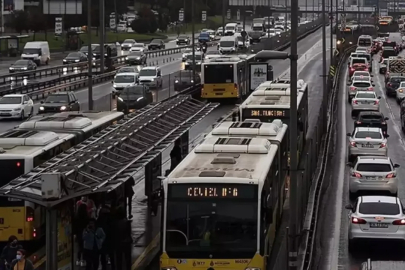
[
  {"left": 358, "top": 37, "right": 372, "bottom": 47},
  {"left": 0, "top": 159, "right": 25, "bottom": 185},
  {"left": 204, "top": 64, "right": 234, "bottom": 83}
]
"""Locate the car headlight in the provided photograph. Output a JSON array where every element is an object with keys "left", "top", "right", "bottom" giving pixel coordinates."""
[
  {"left": 63, "top": 59, "right": 67, "bottom": 62},
  {"left": 13, "top": 108, "right": 21, "bottom": 111},
  {"left": 137, "top": 97, "right": 143, "bottom": 101},
  {"left": 75, "top": 59, "right": 79, "bottom": 62},
  {"left": 93, "top": 58, "right": 96, "bottom": 60},
  {"left": 9, "top": 67, "right": 13, "bottom": 70},
  {"left": 60, "top": 106, "right": 67, "bottom": 111},
  {"left": 400, "top": 89, "right": 403, "bottom": 93},
  {"left": 118, "top": 97, "right": 123, "bottom": 102},
  {"left": 176, "top": 39, "right": 179, "bottom": 42},
  {"left": 22, "top": 67, "right": 27, "bottom": 70},
  {"left": 151, "top": 78, "right": 154, "bottom": 81},
  {"left": 113, "top": 84, "right": 117, "bottom": 88},
  {"left": 136, "top": 57, "right": 140, "bottom": 59},
  {"left": 197, "top": 62, "right": 201, "bottom": 65},
  {"left": 175, "top": 80, "right": 179, "bottom": 83},
  {"left": 191, "top": 80, "right": 194, "bottom": 83},
  {"left": 39, "top": 106, "right": 44, "bottom": 110}
]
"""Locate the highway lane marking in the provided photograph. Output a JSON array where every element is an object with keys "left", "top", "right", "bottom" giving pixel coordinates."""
[
  {"left": 328, "top": 64, "right": 347, "bottom": 270},
  {"left": 131, "top": 233, "right": 160, "bottom": 270}
]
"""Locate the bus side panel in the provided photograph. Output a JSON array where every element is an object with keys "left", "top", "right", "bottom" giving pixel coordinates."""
[{"left": 0, "top": 206, "right": 27, "bottom": 242}]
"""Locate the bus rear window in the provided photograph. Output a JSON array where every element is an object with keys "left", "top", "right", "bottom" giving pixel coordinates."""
[
  {"left": 204, "top": 64, "right": 234, "bottom": 84},
  {"left": 0, "top": 159, "right": 25, "bottom": 186},
  {"left": 358, "top": 39, "right": 371, "bottom": 46}
]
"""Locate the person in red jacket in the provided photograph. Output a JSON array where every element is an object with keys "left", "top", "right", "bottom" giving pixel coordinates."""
[{"left": 76, "top": 196, "right": 96, "bottom": 219}]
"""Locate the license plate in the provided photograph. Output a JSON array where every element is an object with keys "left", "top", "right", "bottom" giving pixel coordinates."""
[
  {"left": 0, "top": 113, "right": 9, "bottom": 116},
  {"left": 366, "top": 176, "right": 377, "bottom": 180},
  {"left": 362, "top": 144, "right": 373, "bottom": 148},
  {"left": 370, "top": 222, "right": 389, "bottom": 228}
]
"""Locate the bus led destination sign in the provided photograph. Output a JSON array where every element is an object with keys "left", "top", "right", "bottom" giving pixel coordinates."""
[
  {"left": 243, "top": 108, "right": 290, "bottom": 118},
  {"left": 169, "top": 184, "right": 257, "bottom": 199}
]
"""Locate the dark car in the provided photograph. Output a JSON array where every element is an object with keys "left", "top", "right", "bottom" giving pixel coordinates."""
[
  {"left": 249, "top": 31, "right": 262, "bottom": 44},
  {"left": 126, "top": 51, "right": 147, "bottom": 65},
  {"left": 38, "top": 91, "right": 80, "bottom": 114},
  {"left": 174, "top": 70, "right": 201, "bottom": 91},
  {"left": 9, "top": 60, "right": 36, "bottom": 73},
  {"left": 379, "top": 58, "right": 388, "bottom": 74},
  {"left": 176, "top": 35, "right": 190, "bottom": 45},
  {"left": 148, "top": 39, "right": 165, "bottom": 50},
  {"left": 92, "top": 44, "right": 118, "bottom": 59},
  {"left": 63, "top": 52, "right": 87, "bottom": 64},
  {"left": 385, "top": 76, "right": 405, "bottom": 97},
  {"left": 79, "top": 44, "right": 99, "bottom": 56},
  {"left": 184, "top": 53, "right": 203, "bottom": 71},
  {"left": 116, "top": 84, "right": 153, "bottom": 113},
  {"left": 354, "top": 111, "right": 389, "bottom": 136},
  {"left": 382, "top": 41, "right": 399, "bottom": 54},
  {"left": 380, "top": 47, "right": 396, "bottom": 62}
]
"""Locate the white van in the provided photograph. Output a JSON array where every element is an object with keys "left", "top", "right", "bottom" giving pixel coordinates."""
[
  {"left": 21, "top": 41, "right": 50, "bottom": 66},
  {"left": 224, "top": 23, "right": 237, "bottom": 36},
  {"left": 218, "top": 36, "right": 238, "bottom": 54},
  {"left": 357, "top": 35, "right": 373, "bottom": 50},
  {"left": 112, "top": 72, "right": 139, "bottom": 96}
]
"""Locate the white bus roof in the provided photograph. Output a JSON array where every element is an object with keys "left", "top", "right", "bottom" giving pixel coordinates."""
[
  {"left": 207, "top": 120, "right": 288, "bottom": 143},
  {"left": 240, "top": 80, "right": 307, "bottom": 109},
  {"left": 0, "top": 130, "right": 74, "bottom": 158},
  {"left": 166, "top": 136, "right": 279, "bottom": 184},
  {"left": 203, "top": 53, "right": 255, "bottom": 63},
  {"left": 18, "top": 111, "right": 123, "bottom": 132}
]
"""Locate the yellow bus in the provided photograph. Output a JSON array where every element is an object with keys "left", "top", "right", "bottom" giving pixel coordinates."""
[
  {"left": 0, "top": 111, "right": 123, "bottom": 243},
  {"left": 201, "top": 54, "right": 256, "bottom": 102},
  {"left": 160, "top": 121, "right": 288, "bottom": 270}
]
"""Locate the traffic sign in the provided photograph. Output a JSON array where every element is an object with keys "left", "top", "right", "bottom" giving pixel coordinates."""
[
  {"left": 109, "top": 15, "right": 116, "bottom": 29},
  {"left": 202, "top": 11, "right": 207, "bottom": 22},
  {"left": 179, "top": 9, "right": 184, "bottom": 22},
  {"left": 55, "top": 17, "right": 62, "bottom": 35},
  {"left": 227, "top": 9, "right": 231, "bottom": 20},
  {"left": 237, "top": 10, "right": 240, "bottom": 21}
]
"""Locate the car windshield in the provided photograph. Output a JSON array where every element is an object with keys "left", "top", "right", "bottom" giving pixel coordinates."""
[
  {"left": 220, "top": 41, "right": 235, "bottom": 47},
  {"left": 360, "top": 114, "right": 383, "bottom": 121},
  {"left": 225, "top": 26, "right": 235, "bottom": 30},
  {"left": 356, "top": 163, "right": 392, "bottom": 172},
  {"left": 269, "top": 29, "right": 276, "bottom": 33},
  {"left": 359, "top": 202, "right": 400, "bottom": 215},
  {"left": 67, "top": 52, "right": 80, "bottom": 58},
  {"left": 382, "top": 50, "right": 396, "bottom": 58},
  {"left": 353, "top": 82, "right": 370, "bottom": 87},
  {"left": 14, "top": 60, "right": 28, "bottom": 65},
  {"left": 355, "top": 131, "right": 381, "bottom": 139},
  {"left": 178, "top": 36, "right": 188, "bottom": 39},
  {"left": 177, "top": 71, "right": 194, "bottom": 81},
  {"left": 123, "top": 39, "right": 134, "bottom": 43},
  {"left": 139, "top": 69, "right": 157, "bottom": 76},
  {"left": 353, "top": 76, "right": 369, "bottom": 81},
  {"left": 23, "top": 48, "right": 41, "bottom": 54},
  {"left": 117, "top": 67, "right": 138, "bottom": 73},
  {"left": 122, "top": 86, "right": 144, "bottom": 98},
  {"left": 400, "top": 82, "right": 405, "bottom": 87},
  {"left": 151, "top": 39, "right": 161, "bottom": 44},
  {"left": 358, "top": 39, "right": 372, "bottom": 46},
  {"left": 129, "top": 52, "right": 142, "bottom": 56},
  {"left": 114, "top": 75, "right": 135, "bottom": 83},
  {"left": 356, "top": 93, "right": 375, "bottom": 99},
  {"left": 186, "top": 54, "right": 202, "bottom": 61},
  {"left": 183, "top": 49, "right": 192, "bottom": 54},
  {"left": 0, "top": 97, "right": 22, "bottom": 104},
  {"left": 357, "top": 54, "right": 371, "bottom": 61},
  {"left": 45, "top": 94, "right": 68, "bottom": 103},
  {"left": 391, "top": 77, "right": 405, "bottom": 83},
  {"left": 352, "top": 59, "right": 366, "bottom": 64}
]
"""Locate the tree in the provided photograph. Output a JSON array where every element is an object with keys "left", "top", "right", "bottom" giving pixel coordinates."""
[
  {"left": 148, "top": 16, "right": 158, "bottom": 33},
  {"left": 131, "top": 18, "right": 149, "bottom": 34},
  {"left": 28, "top": 8, "right": 47, "bottom": 40},
  {"left": 7, "top": 10, "right": 29, "bottom": 34}
]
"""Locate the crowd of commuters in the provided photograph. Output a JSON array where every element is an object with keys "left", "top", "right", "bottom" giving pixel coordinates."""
[{"left": 0, "top": 236, "right": 34, "bottom": 270}]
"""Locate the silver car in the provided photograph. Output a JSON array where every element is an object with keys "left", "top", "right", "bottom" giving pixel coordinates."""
[
  {"left": 347, "top": 80, "right": 375, "bottom": 102},
  {"left": 379, "top": 58, "right": 388, "bottom": 74},
  {"left": 395, "top": 81, "right": 405, "bottom": 103},
  {"left": 182, "top": 48, "right": 192, "bottom": 62},
  {"left": 351, "top": 91, "right": 380, "bottom": 116},
  {"left": 346, "top": 196, "right": 405, "bottom": 253},
  {"left": 347, "top": 127, "right": 387, "bottom": 160},
  {"left": 348, "top": 156, "right": 399, "bottom": 197}
]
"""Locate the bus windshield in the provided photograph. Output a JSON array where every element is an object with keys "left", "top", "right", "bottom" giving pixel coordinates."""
[
  {"left": 358, "top": 38, "right": 372, "bottom": 46},
  {"left": 204, "top": 64, "right": 234, "bottom": 84},
  {"left": 165, "top": 184, "right": 258, "bottom": 258}
]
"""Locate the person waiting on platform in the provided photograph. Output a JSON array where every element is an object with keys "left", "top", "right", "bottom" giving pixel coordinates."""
[
  {"left": 9, "top": 249, "right": 34, "bottom": 270},
  {"left": 170, "top": 140, "right": 183, "bottom": 171},
  {"left": 76, "top": 196, "right": 97, "bottom": 219},
  {"left": 0, "top": 236, "right": 22, "bottom": 270},
  {"left": 83, "top": 219, "right": 106, "bottom": 270},
  {"left": 74, "top": 204, "right": 89, "bottom": 267}
]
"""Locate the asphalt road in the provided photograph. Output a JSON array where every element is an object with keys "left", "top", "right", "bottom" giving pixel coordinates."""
[{"left": 314, "top": 52, "right": 405, "bottom": 270}]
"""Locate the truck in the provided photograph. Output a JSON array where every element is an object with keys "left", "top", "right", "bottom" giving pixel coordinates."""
[{"left": 252, "top": 18, "right": 265, "bottom": 31}]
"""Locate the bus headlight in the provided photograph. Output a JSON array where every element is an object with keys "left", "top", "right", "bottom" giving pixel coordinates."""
[
  {"left": 245, "top": 268, "right": 261, "bottom": 270},
  {"left": 161, "top": 268, "right": 177, "bottom": 270}
]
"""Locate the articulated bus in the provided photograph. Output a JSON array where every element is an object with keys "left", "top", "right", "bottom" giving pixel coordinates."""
[
  {"left": 160, "top": 133, "right": 288, "bottom": 270},
  {"left": 201, "top": 54, "right": 256, "bottom": 102},
  {"left": 0, "top": 111, "right": 123, "bottom": 243},
  {"left": 239, "top": 79, "right": 309, "bottom": 159}
]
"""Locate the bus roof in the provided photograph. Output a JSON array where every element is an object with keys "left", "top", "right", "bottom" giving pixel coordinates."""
[
  {"left": 206, "top": 120, "right": 288, "bottom": 144},
  {"left": 0, "top": 130, "right": 75, "bottom": 157},
  {"left": 240, "top": 80, "right": 307, "bottom": 109},
  {"left": 18, "top": 111, "right": 123, "bottom": 133},
  {"left": 166, "top": 136, "right": 279, "bottom": 184},
  {"left": 203, "top": 53, "right": 255, "bottom": 64}
]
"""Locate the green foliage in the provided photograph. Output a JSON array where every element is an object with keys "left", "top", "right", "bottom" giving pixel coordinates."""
[
  {"left": 158, "top": 13, "right": 169, "bottom": 31},
  {"left": 134, "top": 7, "right": 159, "bottom": 34},
  {"left": 131, "top": 18, "right": 149, "bottom": 34},
  {"left": 28, "top": 8, "right": 47, "bottom": 33},
  {"left": 7, "top": 10, "right": 29, "bottom": 34}
]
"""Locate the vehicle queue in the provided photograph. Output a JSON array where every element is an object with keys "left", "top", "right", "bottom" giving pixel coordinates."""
[{"left": 345, "top": 33, "right": 405, "bottom": 254}]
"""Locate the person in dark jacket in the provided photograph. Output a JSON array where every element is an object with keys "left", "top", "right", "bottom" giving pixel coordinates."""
[
  {"left": 97, "top": 205, "right": 115, "bottom": 270},
  {"left": 9, "top": 249, "right": 34, "bottom": 270},
  {"left": 112, "top": 207, "right": 132, "bottom": 270},
  {"left": 74, "top": 203, "right": 89, "bottom": 266},
  {"left": 82, "top": 218, "right": 105, "bottom": 270},
  {"left": 0, "top": 236, "right": 22, "bottom": 270},
  {"left": 170, "top": 140, "right": 182, "bottom": 171},
  {"left": 125, "top": 178, "right": 135, "bottom": 219}
]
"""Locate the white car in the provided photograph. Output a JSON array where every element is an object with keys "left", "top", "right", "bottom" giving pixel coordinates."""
[
  {"left": 395, "top": 81, "right": 405, "bottom": 103},
  {"left": 347, "top": 127, "right": 387, "bottom": 161},
  {"left": 182, "top": 48, "right": 193, "bottom": 61},
  {"left": 346, "top": 196, "right": 405, "bottom": 253},
  {"left": 129, "top": 43, "right": 146, "bottom": 52},
  {"left": 347, "top": 79, "right": 375, "bottom": 102},
  {"left": 351, "top": 91, "right": 380, "bottom": 116},
  {"left": 356, "top": 46, "right": 369, "bottom": 53},
  {"left": 138, "top": 66, "right": 162, "bottom": 88},
  {"left": 0, "top": 94, "right": 34, "bottom": 119},
  {"left": 348, "top": 156, "right": 399, "bottom": 197},
  {"left": 350, "top": 71, "right": 373, "bottom": 82},
  {"left": 121, "top": 39, "right": 136, "bottom": 51}
]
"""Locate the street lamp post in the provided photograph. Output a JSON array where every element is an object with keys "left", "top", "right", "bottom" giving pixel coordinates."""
[
  {"left": 191, "top": 0, "right": 196, "bottom": 80},
  {"left": 87, "top": 0, "right": 93, "bottom": 110},
  {"left": 99, "top": 0, "right": 105, "bottom": 74}
]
